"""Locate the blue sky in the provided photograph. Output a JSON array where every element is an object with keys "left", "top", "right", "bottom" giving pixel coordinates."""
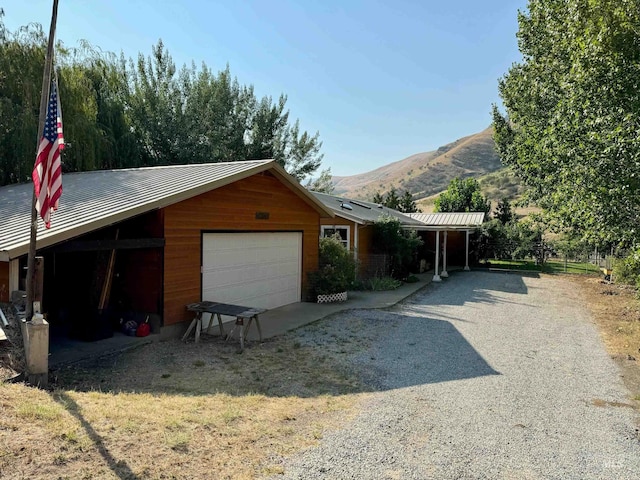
[{"left": 2, "top": 0, "right": 527, "bottom": 177}]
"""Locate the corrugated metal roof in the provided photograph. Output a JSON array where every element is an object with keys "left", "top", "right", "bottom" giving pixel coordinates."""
[
  {"left": 408, "top": 212, "right": 486, "bottom": 228},
  {"left": 0, "top": 160, "right": 333, "bottom": 261},
  {"left": 312, "top": 192, "right": 424, "bottom": 227}
]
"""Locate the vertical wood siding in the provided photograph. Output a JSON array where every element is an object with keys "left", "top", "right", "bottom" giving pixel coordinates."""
[
  {"left": 163, "top": 172, "right": 321, "bottom": 325},
  {"left": 0, "top": 262, "right": 8, "bottom": 302}
]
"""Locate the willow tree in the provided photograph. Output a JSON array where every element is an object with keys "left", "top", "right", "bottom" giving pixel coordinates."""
[{"left": 0, "top": 13, "right": 47, "bottom": 185}]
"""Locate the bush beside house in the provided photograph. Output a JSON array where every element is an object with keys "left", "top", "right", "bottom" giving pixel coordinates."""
[{"left": 308, "top": 235, "right": 357, "bottom": 300}]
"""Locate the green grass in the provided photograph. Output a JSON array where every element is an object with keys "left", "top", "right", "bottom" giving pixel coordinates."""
[{"left": 482, "top": 259, "right": 600, "bottom": 274}]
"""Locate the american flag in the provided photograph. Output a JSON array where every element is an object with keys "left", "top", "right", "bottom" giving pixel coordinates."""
[{"left": 32, "top": 79, "right": 64, "bottom": 229}]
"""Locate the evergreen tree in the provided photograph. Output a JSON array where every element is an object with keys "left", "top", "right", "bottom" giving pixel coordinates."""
[
  {"left": 306, "top": 168, "right": 334, "bottom": 193},
  {"left": 494, "top": 197, "right": 514, "bottom": 225},
  {"left": 399, "top": 190, "right": 420, "bottom": 213},
  {"left": 372, "top": 191, "right": 384, "bottom": 204},
  {"left": 384, "top": 187, "right": 400, "bottom": 210}
]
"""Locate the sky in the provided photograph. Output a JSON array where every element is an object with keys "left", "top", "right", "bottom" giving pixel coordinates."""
[{"left": 1, "top": 0, "right": 528, "bottom": 177}]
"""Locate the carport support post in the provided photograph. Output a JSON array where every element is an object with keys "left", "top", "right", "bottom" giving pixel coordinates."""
[
  {"left": 432, "top": 230, "right": 442, "bottom": 282},
  {"left": 464, "top": 230, "right": 470, "bottom": 271},
  {"left": 441, "top": 231, "right": 449, "bottom": 278}
]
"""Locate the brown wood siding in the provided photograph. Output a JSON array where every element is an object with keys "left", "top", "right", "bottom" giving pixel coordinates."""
[
  {"left": 0, "top": 262, "right": 8, "bottom": 302},
  {"left": 356, "top": 225, "right": 374, "bottom": 257},
  {"left": 163, "top": 172, "right": 321, "bottom": 325}
]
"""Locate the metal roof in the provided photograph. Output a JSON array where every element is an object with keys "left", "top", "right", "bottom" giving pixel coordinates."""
[
  {"left": 408, "top": 212, "right": 486, "bottom": 230},
  {"left": 312, "top": 191, "right": 424, "bottom": 227},
  {"left": 0, "top": 160, "right": 333, "bottom": 261}
]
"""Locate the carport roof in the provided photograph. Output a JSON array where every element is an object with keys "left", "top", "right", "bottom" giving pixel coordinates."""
[
  {"left": 408, "top": 212, "right": 486, "bottom": 230},
  {"left": 0, "top": 160, "right": 333, "bottom": 261},
  {"left": 312, "top": 191, "right": 424, "bottom": 227}
]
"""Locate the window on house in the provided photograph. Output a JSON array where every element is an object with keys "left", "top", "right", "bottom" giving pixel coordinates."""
[{"left": 321, "top": 225, "right": 350, "bottom": 249}]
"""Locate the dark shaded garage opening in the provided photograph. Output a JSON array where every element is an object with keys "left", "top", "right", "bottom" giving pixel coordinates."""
[{"left": 39, "top": 211, "right": 164, "bottom": 347}]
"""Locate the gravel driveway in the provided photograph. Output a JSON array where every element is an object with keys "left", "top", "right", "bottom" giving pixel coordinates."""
[{"left": 268, "top": 271, "right": 640, "bottom": 479}]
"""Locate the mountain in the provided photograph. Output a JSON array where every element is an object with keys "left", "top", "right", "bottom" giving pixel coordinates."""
[{"left": 332, "top": 127, "right": 504, "bottom": 202}]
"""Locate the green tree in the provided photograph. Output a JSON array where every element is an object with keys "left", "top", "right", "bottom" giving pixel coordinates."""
[
  {"left": 306, "top": 167, "right": 334, "bottom": 193},
  {"left": 493, "top": 0, "right": 640, "bottom": 245},
  {"left": 384, "top": 187, "right": 400, "bottom": 210},
  {"left": 0, "top": 13, "right": 47, "bottom": 185},
  {"left": 58, "top": 46, "right": 139, "bottom": 172},
  {"left": 372, "top": 216, "right": 423, "bottom": 279},
  {"left": 398, "top": 190, "right": 420, "bottom": 213},
  {"left": 474, "top": 219, "right": 511, "bottom": 261},
  {"left": 0, "top": 18, "right": 326, "bottom": 187},
  {"left": 434, "top": 177, "right": 490, "bottom": 215},
  {"left": 127, "top": 39, "right": 185, "bottom": 166},
  {"left": 494, "top": 197, "right": 514, "bottom": 225},
  {"left": 245, "top": 96, "right": 323, "bottom": 181},
  {"left": 372, "top": 191, "right": 384, "bottom": 204},
  {"left": 181, "top": 64, "right": 253, "bottom": 164}
]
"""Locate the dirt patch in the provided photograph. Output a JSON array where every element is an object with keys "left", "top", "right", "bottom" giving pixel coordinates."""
[
  {"left": 570, "top": 275, "right": 640, "bottom": 407},
  {"left": 0, "top": 304, "right": 24, "bottom": 381}
]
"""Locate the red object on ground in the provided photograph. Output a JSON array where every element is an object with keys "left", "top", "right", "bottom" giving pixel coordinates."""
[{"left": 136, "top": 322, "right": 150, "bottom": 337}]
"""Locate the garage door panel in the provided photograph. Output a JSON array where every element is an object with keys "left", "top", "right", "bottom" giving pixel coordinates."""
[{"left": 202, "top": 232, "right": 302, "bottom": 310}]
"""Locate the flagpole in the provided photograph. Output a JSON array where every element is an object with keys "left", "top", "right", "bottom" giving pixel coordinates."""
[{"left": 26, "top": 0, "right": 59, "bottom": 321}]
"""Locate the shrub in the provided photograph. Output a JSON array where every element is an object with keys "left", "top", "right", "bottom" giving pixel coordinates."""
[
  {"left": 308, "top": 235, "right": 357, "bottom": 296},
  {"left": 611, "top": 248, "right": 640, "bottom": 287},
  {"left": 372, "top": 215, "right": 423, "bottom": 279}
]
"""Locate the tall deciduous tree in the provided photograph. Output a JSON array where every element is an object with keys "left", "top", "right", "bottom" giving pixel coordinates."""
[
  {"left": 127, "top": 40, "right": 185, "bottom": 166},
  {"left": 0, "top": 13, "right": 47, "bottom": 185},
  {"left": 493, "top": 0, "right": 640, "bottom": 245},
  {"left": 434, "top": 177, "right": 490, "bottom": 215},
  {"left": 0, "top": 20, "right": 325, "bottom": 187}
]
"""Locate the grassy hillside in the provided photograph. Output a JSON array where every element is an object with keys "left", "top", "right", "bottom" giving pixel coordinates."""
[{"left": 332, "top": 127, "right": 503, "bottom": 201}]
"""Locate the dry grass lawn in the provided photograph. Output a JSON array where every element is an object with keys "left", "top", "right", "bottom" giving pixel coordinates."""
[
  {"left": 2, "top": 275, "right": 640, "bottom": 479},
  {"left": 0, "top": 319, "right": 371, "bottom": 480}
]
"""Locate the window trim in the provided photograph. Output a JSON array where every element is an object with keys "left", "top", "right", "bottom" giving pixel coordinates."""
[{"left": 320, "top": 225, "right": 350, "bottom": 250}]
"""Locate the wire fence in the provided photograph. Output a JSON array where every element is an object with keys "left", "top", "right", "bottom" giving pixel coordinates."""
[{"left": 476, "top": 240, "right": 610, "bottom": 275}]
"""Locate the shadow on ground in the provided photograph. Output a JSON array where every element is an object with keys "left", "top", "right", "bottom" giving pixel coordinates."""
[{"left": 51, "top": 306, "right": 500, "bottom": 399}]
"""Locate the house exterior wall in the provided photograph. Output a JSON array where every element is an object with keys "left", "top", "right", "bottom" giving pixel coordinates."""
[
  {"left": 356, "top": 225, "right": 374, "bottom": 257},
  {"left": 0, "top": 261, "right": 8, "bottom": 302},
  {"left": 163, "top": 171, "right": 321, "bottom": 325}
]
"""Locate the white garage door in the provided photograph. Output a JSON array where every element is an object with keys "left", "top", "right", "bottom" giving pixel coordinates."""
[{"left": 202, "top": 232, "right": 302, "bottom": 310}]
